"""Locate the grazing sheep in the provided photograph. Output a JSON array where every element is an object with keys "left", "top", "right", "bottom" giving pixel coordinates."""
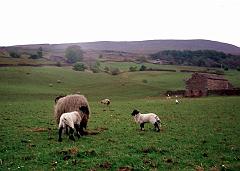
[
  {"left": 166, "top": 94, "right": 171, "bottom": 99},
  {"left": 175, "top": 99, "right": 179, "bottom": 104},
  {"left": 58, "top": 106, "right": 89, "bottom": 142},
  {"left": 54, "top": 94, "right": 90, "bottom": 135},
  {"left": 131, "top": 109, "right": 161, "bottom": 132},
  {"left": 100, "top": 98, "right": 111, "bottom": 106}
]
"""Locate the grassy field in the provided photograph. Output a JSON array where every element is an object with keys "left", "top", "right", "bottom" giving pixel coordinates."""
[{"left": 0, "top": 65, "right": 240, "bottom": 170}]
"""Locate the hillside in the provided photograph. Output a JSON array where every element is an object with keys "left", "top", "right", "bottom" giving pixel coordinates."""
[
  {"left": 78, "top": 39, "right": 240, "bottom": 55},
  {"left": 3, "top": 39, "right": 240, "bottom": 55},
  {"left": 1, "top": 39, "right": 240, "bottom": 68}
]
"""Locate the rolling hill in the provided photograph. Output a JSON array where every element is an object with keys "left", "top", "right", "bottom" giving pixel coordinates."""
[
  {"left": 1, "top": 39, "right": 240, "bottom": 68},
  {"left": 2, "top": 39, "right": 240, "bottom": 55}
]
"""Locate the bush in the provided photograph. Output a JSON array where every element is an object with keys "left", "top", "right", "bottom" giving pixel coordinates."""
[
  {"left": 110, "top": 67, "right": 120, "bottom": 75},
  {"left": 73, "top": 62, "right": 86, "bottom": 71},
  {"left": 56, "top": 62, "right": 62, "bottom": 67},
  {"left": 9, "top": 52, "right": 20, "bottom": 58},
  {"left": 139, "top": 65, "right": 147, "bottom": 71},
  {"left": 90, "top": 60, "right": 101, "bottom": 73},
  {"left": 237, "top": 67, "right": 240, "bottom": 71},
  {"left": 129, "top": 66, "right": 137, "bottom": 72},
  {"left": 104, "top": 66, "right": 110, "bottom": 73},
  {"left": 90, "top": 66, "right": 101, "bottom": 73},
  {"left": 29, "top": 54, "right": 39, "bottom": 59},
  {"left": 142, "top": 79, "right": 148, "bottom": 83},
  {"left": 224, "top": 67, "right": 229, "bottom": 71}
]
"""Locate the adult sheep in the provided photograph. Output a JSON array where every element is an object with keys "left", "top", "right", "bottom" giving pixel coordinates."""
[{"left": 54, "top": 94, "right": 90, "bottom": 135}]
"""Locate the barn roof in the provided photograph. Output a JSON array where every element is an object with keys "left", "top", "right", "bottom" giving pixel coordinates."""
[{"left": 193, "top": 73, "right": 227, "bottom": 81}]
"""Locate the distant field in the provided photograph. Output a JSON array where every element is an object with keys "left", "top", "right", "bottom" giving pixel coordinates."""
[{"left": 0, "top": 65, "right": 239, "bottom": 170}]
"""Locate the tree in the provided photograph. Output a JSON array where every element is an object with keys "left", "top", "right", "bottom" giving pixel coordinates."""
[
  {"left": 137, "top": 56, "right": 148, "bottom": 63},
  {"left": 9, "top": 52, "right": 20, "bottom": 58},
  {"left": 65, "top": 45, "right": 83, "bottom": 63},
  {"left": 73, "top": 62, "right": 86, "bottom": 71},
  {"left": 8, "top": 47, "right": 20, "bottom": 58},
  {"left": 110, "top": 67, "right": 120, "bottom": 75},
  {"left": 37, "top": 47, "right": 43, "bottom": 58},
  {"left": 90, "top": 61, "right": 101, "bottom": 73},
  {"left": 104, "top": 66, "right": 110, "bottom": 73},
  {"left": 129, "top": 66, "right": 137, "bottom": 72},
  {"left": 139, "top": 65, "right": 147, "bottom": 71}
]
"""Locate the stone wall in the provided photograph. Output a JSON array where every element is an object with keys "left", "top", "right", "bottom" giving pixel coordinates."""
[{"left": 207, "top": 79, "right": 230, "bottom": 90}]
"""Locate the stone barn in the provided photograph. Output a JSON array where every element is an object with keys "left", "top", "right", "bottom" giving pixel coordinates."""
[{"left": 185, "top": 73, "right": 233, "bottom": 97}]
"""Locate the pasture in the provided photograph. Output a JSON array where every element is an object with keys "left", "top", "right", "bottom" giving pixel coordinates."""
[{"left": 0, "top": 65, "right": 240, "bottom": 170}]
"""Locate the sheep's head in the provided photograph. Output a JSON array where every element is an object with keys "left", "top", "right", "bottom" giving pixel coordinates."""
[
  {"left": 131, "top": 109, "right": 139, "bottom": 116},
  {"left": 79, "top": 106, "right": 89, "bottom": 115},
  {"left": 54, "top": 95, "right": 66, "bottom": 104}
]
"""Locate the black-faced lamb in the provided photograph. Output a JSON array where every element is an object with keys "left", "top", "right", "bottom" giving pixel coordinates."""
[
  {"left": 58, "top": 106, "right": 89, "bottom": 142},
  {"left": 54, "top": 94, "right": 90, "bottom": 135},
  {"left": 131, "top": 109, "right": 161, "bottom": 132}
]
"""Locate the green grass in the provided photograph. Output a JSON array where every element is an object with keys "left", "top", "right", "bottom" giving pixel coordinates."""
[
  {"left": 100, "top": 61, "right": 209, "bottom": 72},
  {"left": 0, "top": 65, "right": 240, "bottom": 170}
]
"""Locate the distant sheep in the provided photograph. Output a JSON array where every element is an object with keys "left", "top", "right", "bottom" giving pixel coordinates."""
[
  {"left": 131, "top": 109, "right": 161, "bottom": 132},
  {"left": 58, "top": 106, "right": 89, "bottom": 142},
  {"left": 100, "top": 99, "right": 111, "bottom": 106},
  {"left": 175, "top": 99, "right": 179, "bottom": 104},
  {"left": 54, "top": 94, "right": 90, "bottom": 135},
  {"left": 166, "top": 94, "right": 171, "bottom": 99}
]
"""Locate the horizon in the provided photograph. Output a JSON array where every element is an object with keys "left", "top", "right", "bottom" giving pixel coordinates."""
[
  {"left": 2, "top": 39, "right": 240, "bottom": 48},
  {"left": 1, "top": 0, "right": 240, "bottom": 47}
]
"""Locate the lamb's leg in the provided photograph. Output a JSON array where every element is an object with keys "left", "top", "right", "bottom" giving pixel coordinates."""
[
  {"left": 58, "top": 126, "right": 63, "bottom": 142},
  {"left": 69, "top": 127, "right": 75, "bottom": 141},
  {"left": 154, "top": 122, "right": 160, "bottom": 132},
  {"left": 74, "top": 124, "right": 81, "bottom": 139},
  {"left": 65, "top": 126, "right": 69, "bottom": 135},
  {"left": 140, "top": 123, "right": 145, "bottom": 131}
]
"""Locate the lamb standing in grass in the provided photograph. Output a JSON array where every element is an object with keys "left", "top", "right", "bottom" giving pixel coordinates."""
[
  {"left": 58, "top": 106, "right": 88, "bottom": 142},
  {"left": 100, "top": 98, "right": 111, "bottom": 106},
  {"left": 131, "top": 109, "right": 161, "bottom": 132}
]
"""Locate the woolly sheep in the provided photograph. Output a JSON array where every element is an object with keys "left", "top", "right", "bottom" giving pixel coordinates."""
[
  {"left": 58, "top": 106, "right": 89, "bottom": 142},
  {"left": 131, "top": 109, "right": 161, "bottom": 132},
  {"left": 54, "top": 94, "right": 90, "bottom": 135},
  {"left": 100, "top": 98, "right": 111, "bottom": 106}
]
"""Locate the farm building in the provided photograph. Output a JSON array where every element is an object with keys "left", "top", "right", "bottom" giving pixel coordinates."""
[{"left": 185, "top": 73, "right": 233, "bottom": 97}]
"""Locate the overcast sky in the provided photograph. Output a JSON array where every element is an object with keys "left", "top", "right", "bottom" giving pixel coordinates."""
[{"left": 1, "top": 0, "right": 240, "bottom": 47}]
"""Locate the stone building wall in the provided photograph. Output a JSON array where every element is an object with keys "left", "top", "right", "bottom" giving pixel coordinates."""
[{"left": 207, "top": 79, "right": 230, "bottom": 90}]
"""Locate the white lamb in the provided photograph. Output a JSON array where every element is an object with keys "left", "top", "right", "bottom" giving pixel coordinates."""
[
  {"left": 58, "top": 106, "right": 88, "bottom": 142},
  {"left": 131, "top": 109, "right": 161, "bottom": 132},
  {"left": 100, "top": 98, "right": 111, "bottom": 106}
]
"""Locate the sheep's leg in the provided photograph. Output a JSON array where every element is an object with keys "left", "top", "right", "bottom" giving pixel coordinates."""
[
  {"left": 140, "top": 123, "right": 145, "bottom": 131},
  {"left": 79, "top": 119, "right": 88, "bottom": 136},
  {"left": 154, "top": 122, "right": 160, "bottom": 132},
  {"left": 74, "top": 124, "right": 81, "bottom": 139},
  {"left": 69, "top": 127, "right": 75, "bottom": 141},
  {"left": 79, "top": 124, "right": 85, "bottom": 136},
  {"left": 58, "top": 127, "right": 63, "bottom": 142},
  {"left": 65, "top": 127, "right": 69, "bottom": 135}
]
